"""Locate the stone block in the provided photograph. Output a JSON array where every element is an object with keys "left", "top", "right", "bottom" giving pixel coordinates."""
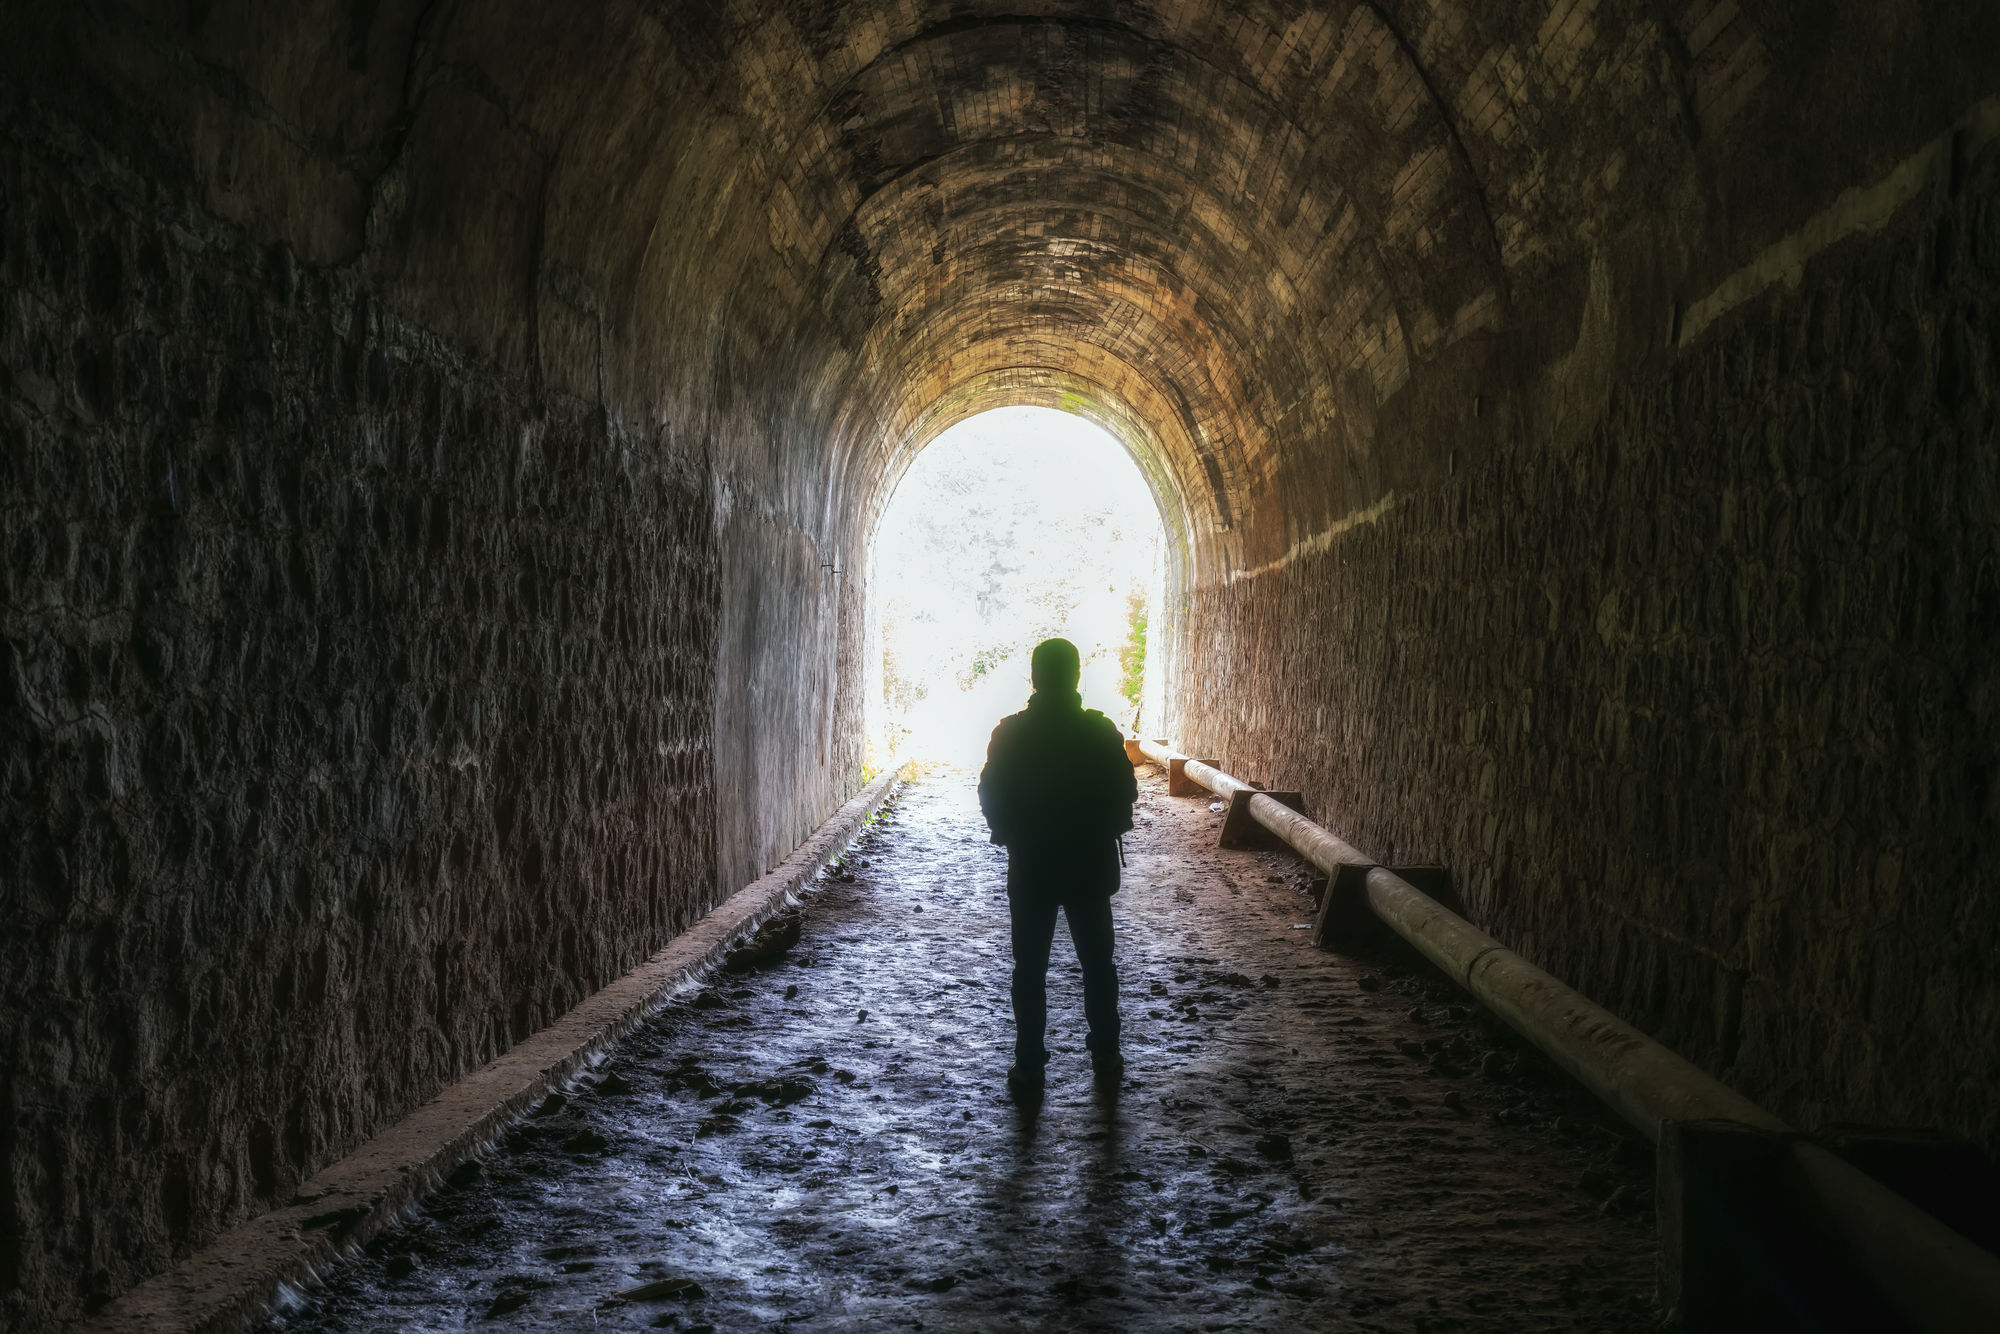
[
  {"left": 1216, "top": 788, "right": 1304, "bottom": 849},
  {"left": 1656, "top": 1119, "right": 1910, "bottom": 1330},
  {"left": 1313, "top": 865, "right": 1457, "bottom": 951},
  {"left": 1168, "top": 757, "right": 1222, "bottom": 797}
]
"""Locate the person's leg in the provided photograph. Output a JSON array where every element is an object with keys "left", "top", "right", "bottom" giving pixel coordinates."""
[
  {"left": 1063, "top": 894, "right": 1121, "bottom": 1062},
  {"left": 1008, "top": 892, "right": 1061, "bottom": 1071}
]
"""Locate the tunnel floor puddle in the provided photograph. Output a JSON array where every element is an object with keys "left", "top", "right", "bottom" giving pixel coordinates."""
[{"left": 270, "top": 768, "right": 1657, "bottom": 1333}]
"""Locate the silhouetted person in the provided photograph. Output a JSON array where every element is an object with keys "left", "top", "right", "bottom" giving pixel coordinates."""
[{"left": 979, "top": 637, "right": 1138, "bottom": 1092}]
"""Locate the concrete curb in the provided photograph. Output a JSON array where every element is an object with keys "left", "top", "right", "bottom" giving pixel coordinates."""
[{"left": 75, "top": 768, "right": 906, "bottom": 1334}]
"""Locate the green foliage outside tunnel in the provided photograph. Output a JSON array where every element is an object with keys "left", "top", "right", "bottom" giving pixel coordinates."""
[{"left": 1119, "top": 586, "right": 1147, "bottom": 711}]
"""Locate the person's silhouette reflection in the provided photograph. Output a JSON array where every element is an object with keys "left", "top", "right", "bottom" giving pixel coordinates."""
[{"left": 978, "top": 638, "right": 1138, "bottom": 1093}]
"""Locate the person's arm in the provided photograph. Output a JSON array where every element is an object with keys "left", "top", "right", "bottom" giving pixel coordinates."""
[
  {"left": 1091, "top": 714, "right": 1137, "bottom": 836},
  {"left": 1114, "top": 727, "right": 1138, "bottom": 811},
  {"left": 978, "top": 718, "right": 1018, "bottom": 846}
]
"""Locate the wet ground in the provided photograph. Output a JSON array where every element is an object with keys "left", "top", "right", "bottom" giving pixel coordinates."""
[{"left": 272, "top": 766, "right": 1661, "bottom": 1333}]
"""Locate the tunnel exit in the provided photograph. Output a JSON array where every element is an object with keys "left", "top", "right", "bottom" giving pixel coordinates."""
[{"left": 866, "top": 407, "right": 1166, "bottom": 768}]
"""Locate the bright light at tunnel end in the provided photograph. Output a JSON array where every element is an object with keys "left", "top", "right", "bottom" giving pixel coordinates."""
[{"left": 866, "top": 407, "right": 1166, "bottom": 769}]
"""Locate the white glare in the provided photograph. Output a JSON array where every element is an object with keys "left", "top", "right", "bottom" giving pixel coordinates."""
[{"left": 870, "top": 407, "right": 1163, "bottom": 767}]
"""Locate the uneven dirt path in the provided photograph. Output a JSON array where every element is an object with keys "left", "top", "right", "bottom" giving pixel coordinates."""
[{"left": 271, "top": 766, "right": 1659, "bottom": 1333}]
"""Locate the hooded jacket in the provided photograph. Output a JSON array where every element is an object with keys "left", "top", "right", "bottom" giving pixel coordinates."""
[{"left": 978, "top": 689, "right": 1138, "bottom": 897}]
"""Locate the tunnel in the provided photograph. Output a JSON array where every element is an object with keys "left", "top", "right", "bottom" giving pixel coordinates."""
[{"left": 2, "top": 1, "right": 1999, "bottom": 1329}]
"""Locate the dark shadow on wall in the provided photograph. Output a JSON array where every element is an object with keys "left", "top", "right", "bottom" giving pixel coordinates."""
[{"left": 0, "top": 99, "right": 718, "bottom": 1327}]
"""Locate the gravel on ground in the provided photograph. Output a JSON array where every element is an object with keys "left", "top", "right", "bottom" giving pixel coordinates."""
[{"left": 268, "top": 765, "right": 1659, "bottom": 1333}]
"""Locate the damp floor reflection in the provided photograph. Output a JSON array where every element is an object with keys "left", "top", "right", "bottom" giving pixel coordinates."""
[{"left": 269, "top": 768, "right": 1657, "bottom": 1332}]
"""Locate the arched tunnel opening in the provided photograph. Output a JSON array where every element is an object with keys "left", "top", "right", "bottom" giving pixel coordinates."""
[
  {"left": 868, "top": 405, "right": 1168, "bottom": 765},
  {"left": 3, "top": 3, "right": 2000, "bottom": 1330}
]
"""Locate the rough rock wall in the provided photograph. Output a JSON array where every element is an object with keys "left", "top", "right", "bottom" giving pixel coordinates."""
[
  {"left": 1185, "top": 142, "right": 2000, "bottom": 1149},
  {"left": 0, "top": 106, "right": 719, "bottom": 1324}
]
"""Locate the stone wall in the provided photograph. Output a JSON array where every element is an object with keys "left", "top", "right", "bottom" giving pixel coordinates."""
[
  {"left": 0, "top": 104, "right": 720, "bottom": 1324},
  {"left": 1183, "top": 139, "right": 2000, "bottom": 1150}
]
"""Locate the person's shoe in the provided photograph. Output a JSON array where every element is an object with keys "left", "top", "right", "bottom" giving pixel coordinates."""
[
  {"left": 1090, "top": 1052, "right": 1125, "bottom": 1086},
  {"left": 1006, "top": 1064, "right": 1046, "bottom": 1094}
]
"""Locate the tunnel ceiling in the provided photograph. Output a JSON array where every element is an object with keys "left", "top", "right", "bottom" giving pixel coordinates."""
[
  {"left": 649, "top": 0, "right": 1522, "bottom": 563},
  {"left": 30, "top": 0, "right": 1982, "bottom": 572}
]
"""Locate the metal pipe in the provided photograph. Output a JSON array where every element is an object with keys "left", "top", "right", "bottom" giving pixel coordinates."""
[
  {"left": 1248, "top": 792, "right": 1373, "bottom": 878},
  {"left": 1134, "top": 738, "right": 2000, "bottom": 1329},
  {"left": 1178, "top": 757, "right": 1249, "bottom": 797},
  {"left": 1362, "top": 865, "right": 1781, "bottom": 1141},
  {"left": 1139, "top": 737, "right": 1774, "bottom": 1137},
  {"left": 1135, "top": 742, "right": 1374, "bottom": 877}
]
